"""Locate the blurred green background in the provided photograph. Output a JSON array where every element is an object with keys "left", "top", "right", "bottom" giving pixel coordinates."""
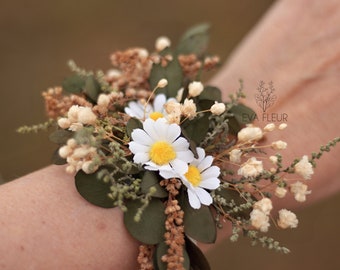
[{"left": 1, "top": 0, "right": 339, "bottom": 269}]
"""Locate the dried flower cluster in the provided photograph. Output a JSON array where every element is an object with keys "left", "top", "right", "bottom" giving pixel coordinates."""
[{"left": 20, "top": 24, "right": 339, "bottom": 270}]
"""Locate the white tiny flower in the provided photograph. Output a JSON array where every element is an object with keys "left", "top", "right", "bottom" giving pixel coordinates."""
[
  {"left": 68, "top": 105, "right": 80, "bottom": 122},
  {"left": 176, "top": 87, "right": 184, "bottom": 102},
  {"left": 294, "top": 155, "right": 314, "bottom": 180},
  {"left": 269, "top": 155, "right": 278, "bottom": 164},
  {"left": 160, "top": 147, "right": 220, "bottom": 209},
  {"left": 188, "top": 81, "right": 204, "bottom": 97},
  {"left": 69, "top": 122, "right": 83, "bottom": 132},
  {"left": 181, "top": 98, "right": 197, "bottom": 119},
  {"left": 271, "top": 140, "right": 287, "bottom": 150},
  {"left": 237, "top": 157, "right": 263, "bottom": 178},
  {"left": 78, "top": 107, "right": 97, "bottom": 125},
  {"left": 253, "top": 197, "right": 273, "bottom": 215},
  {"left": 210, "top": 102, "right": 226, "bottom": 115},
  {"left": 73, "top": 147, "right": 90, "bottom": 159},
  {"left": 82, "top": 160, "right": 98, "bottom": 174},
  {"left": 106, "top": 69, "right": 122, "bottom": 80},
  {"left": 157, "top": 78, "right": 168, "bottom": 88},
  {"left": 155, "top": 36, "right": 171, "bottom": 51},
  {"left": 97, "top": 94, "right": 111, "bottom": 107},
  {"left": 278, "top": 123, "right": 288, "bottom": 130},
  {"left": 290, "top": 181, "right": 311, "bottom": 202},
  {"left": 263, "top": 123, "right": 275, "bottom": 132},
  {"left": 237, "top": 126, "right": 263, "bottom": 142},
  {"left": 275, "top": 187, "right": 287, "bottom": 198},
  {"left": 58, "top": 118, "right": 71, "bottom": 129},
  {"left": 277, "top": 209, "right": 298, "bottom": 229},
  {"left": 129, "top": 118, "right": 194, "bottom": 174},
  {"left": 59, "top": 145, "right": 71, "bottom": 159},
  {"left": 229, "top": 149, "right": 242, "bottom": 164},
  {"left": 250, "top": 209, "right": 270, "bottom": 232},
  {"left": 137, "top": 48, "right": 149, "bottom": 59}
]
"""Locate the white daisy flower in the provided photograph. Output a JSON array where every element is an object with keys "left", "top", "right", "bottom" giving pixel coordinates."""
[
  {"left": 161, "top": 147, "right": 220, "bottom": 209},
  {"left": 129, "top": 118, "right": 194, "bottom": 174},
  {"left": 125, "top": 93, "right": 175, "bottom": 121}
]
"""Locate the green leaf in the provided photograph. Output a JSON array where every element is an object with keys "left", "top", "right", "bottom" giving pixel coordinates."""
[
  {"left": 176, "top": 23, "right": 210, "bottom": 56},
  {"left": 49, "top": 129, "right": 73, "bottom": 144},
  {"left": 185, "top": 237, "right": 211, "bottom": 270},
  {"left": 229, "top": 103, "right": 257, "bottom": 125},
  {"left": 182, "top": 113, "right": 210, "bottom": 145},
  {"left": 155, "top": 241, "right": 190, "bottom": 270},
  {"left": 199, "top": 86, "right": 222, "bottom": 102},
  {"left": 126, "top": 118, "right": 143, "bottom": 137},
  {"left": 141, "top": 171, "right": 168, "bottom": 198},
  {"left": 62, "top": 74, "right": 85, "bottom": 94},
  {"left": 75, "top": 170, "right": 114, "bottom": 208},
  {"left": 124, "top": 198, "right": 166, "bottom": 245},
  {"left": 84, "top": 75, "right": 101, "bottom": 102},
  {"left": 181, "top": 192, "right": 216, "bottom": 243},
  {"left": 51, "top": 148, "right": 66, "bottom": 165},
  {"left": 149, "top": 58, "right": 183, "bottom": 98}
]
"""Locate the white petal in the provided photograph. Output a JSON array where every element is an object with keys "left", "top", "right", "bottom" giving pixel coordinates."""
[
  {"left": 195, "top": 147, "right": 206, "bottom": 162},
  {"left": 153, "top": 94, "right": 166, "bottom": 112},
  {"left": 176, "top": 150, "right": 194, "bottom": 163},
  {"left": 172, "top": 137, "right": 190, "bottom": 151},
  {"left": 201, "top": 166, "right": 220, "bottom": 179},
  {"left": 159, "top": 169, "right": 178, "bottom": 179},
  {"left": 128, "top": 101, "right": 146, "bottom": 119},
  {"left": 187, "top": 189, "right": 201, "bottom": 209},
  {"left": 170, "top": 159, "right": 189, "bottom": 175},
  {"left": 143, "top": 119, "right": 159, "bottom": 141},
  {"left": 197, "top": 156, "right": 213, "bottom": 172},
  {"left": 154, "top": 118, "right": 170, "bottom": 140},
  {"left": 133, "top": 152, "right": 150, "bottom": 164},
  {"left": 166, "top": 124, "right": 181, "bottom": 143},
  {"left": 195, "top": 188, "right": 213, "bottom": 206},
  {"left": 199, "top": 178, "right": 220, "bottom": 190},
  {"left": 129, "top": 141, "right": 149, "bottom": 154},
  {"left": 131, "top": 129, "right": 153, "bottom": 146}
]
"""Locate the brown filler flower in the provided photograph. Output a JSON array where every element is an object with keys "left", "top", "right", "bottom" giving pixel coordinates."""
[{"left": 160, "top": 178, "right": 185, "bottom": 270}]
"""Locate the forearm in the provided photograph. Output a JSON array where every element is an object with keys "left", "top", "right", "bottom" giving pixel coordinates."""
[
  {"left": 0, "top": 165, "right": 139, "bottom": 269},
  {"left": 211, "top": 0, "right": 340, "bottom": 204}
]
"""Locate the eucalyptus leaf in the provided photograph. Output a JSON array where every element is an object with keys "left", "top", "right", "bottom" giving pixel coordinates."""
[
  {"left": 185, "top": 237, "right": 211, "bottom": 270},
  {"left": 182, "top": 113, "right": 210, "bottom": 145},
  {"left": 75, "top": 170, "right": 114, "bottom": 208},
  {"left": 124, "top": 199, "right": 166, "bottom": 245},
  {"left": 84, "top": 75, "right": 101, "bottom": 102},
  {"left": 141, "top": 171, "right": 168, "bottom": 198},
  {"left": 149, "top": 58, "right": 183, "bottom": 98},
  {"left": 199, "top": 86, "right": 222, "bottom": 102},
  {"left": 62, "top": 74, "right": 85, "bottom": 94},
  {"left": 51, "top": 148, "right": 66, "bottom": 165},
  {"left": 176, "top": 23, "right": 210, "bottom": 56},
  {"left": 49, "top": 129, "right": 73, "bottom": 144},
  {"left": 126, "top": 118, "right": 143, "bottom": 137},
  {"left": 155, "top": 241, "right": 190, "bottom": 270},
  {"left": 181, "top": 192, "right": 216, "bottom": 243}
]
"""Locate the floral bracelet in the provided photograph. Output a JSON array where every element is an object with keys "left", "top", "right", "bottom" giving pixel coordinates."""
[{"left": 19, "top": 24, "right": 339, "bottom": 270}]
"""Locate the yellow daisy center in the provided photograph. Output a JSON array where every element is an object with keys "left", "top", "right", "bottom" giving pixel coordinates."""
[
  {"left": 149, "top": 141, "right": 176, "bottom": 165},
  {"left": 149, "top": 112, "right": 164, "bottom": 121},
  {"left": 185, "top": 165, "right": 202, "bottom": 187}
]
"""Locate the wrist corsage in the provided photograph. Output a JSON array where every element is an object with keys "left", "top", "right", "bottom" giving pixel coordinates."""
[{"left": 19, "top": 23, "right": 339, "bottom": 270}]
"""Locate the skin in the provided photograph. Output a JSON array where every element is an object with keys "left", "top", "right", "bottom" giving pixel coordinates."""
[{"left": 0, "top": 0, "right": 339, "bottom": 268}]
